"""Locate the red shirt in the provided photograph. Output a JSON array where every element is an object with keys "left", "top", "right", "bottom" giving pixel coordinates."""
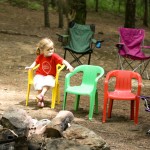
[{"left": 35, "top": 53, "right": 63, "bottom": 76}]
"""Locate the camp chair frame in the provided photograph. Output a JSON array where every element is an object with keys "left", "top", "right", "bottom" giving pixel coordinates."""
[
  {"left": 139, "top": 96, "right": 150, "bottom": 112},
  {"left": 26, "top": 64, "right": 65, "bottom": 109}
]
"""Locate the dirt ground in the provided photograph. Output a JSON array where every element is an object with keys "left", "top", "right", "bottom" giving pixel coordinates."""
[{"left": 0, "top": 2, "right": 150, "bottom": 150}]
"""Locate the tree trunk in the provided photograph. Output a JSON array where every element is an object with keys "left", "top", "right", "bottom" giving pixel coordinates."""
[
  {"left": 124, "top": 0, "right": 136, "bottom": 28},
  {"left": 58, "top": 0, "right": 64, "bottom": 28},
  {"left": 143, "top": 0, "right": 149, "bottom": 27},
  {"left": 43, "top": 0, "right": 50, "bottom": 27},
  {"left": 73, "top": 0, "right": 87, "bottom": 24},
  {"left": 95, "top": 0, "right": 99, "bottom": 12}
]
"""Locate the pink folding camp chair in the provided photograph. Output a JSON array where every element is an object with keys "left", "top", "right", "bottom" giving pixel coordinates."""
[{"left": 116, "top": 27, "right": 150, "bottom": 79}]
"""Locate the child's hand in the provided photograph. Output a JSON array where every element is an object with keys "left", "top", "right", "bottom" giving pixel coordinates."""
[
  {"left": 67, "top": 66, "right": 74, "bottom": 72},
  {"left": 25, "top": 66, "right": 33, "bottom": 70},
  {"left": 62, "top": 60, "right": 74, "bottom": 72}
]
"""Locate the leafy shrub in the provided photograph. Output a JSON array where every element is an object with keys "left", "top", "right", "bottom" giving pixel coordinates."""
[
  {"left": 7, "top": 0, "right": 41, "bottom": 10},
  {"left": 7, "top": 0, "right": 28, "bottom": 8}
]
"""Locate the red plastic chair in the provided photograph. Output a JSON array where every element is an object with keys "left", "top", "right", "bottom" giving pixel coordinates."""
[{"left": 102, "top": 70, "right": 142, "bottom": 125}]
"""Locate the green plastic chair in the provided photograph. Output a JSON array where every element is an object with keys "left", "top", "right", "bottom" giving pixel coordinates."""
[{"left": 63, "top": 65, "right": 104, "bottom": 120}]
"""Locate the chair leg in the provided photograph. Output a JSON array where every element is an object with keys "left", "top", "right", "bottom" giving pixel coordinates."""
[
  {"left": 51, "top": 83, "right": 60, "bottom": 109},
  {"left": 130, "top": 100, "right": 134, "bottom": 120},
  {"left": 56, "top": 84, "right": 60, "bottom": 104},
  {"left": 64, "top": 49, "right": 67, "bottom": 59},
  {"left": 135, "top": 98, "right": 140, "bottom": 125},
  {"left": 63, "top": 92, "right": 67, "bottom": 110},
  {"left": 26, "top": 84, "right": 31, "bottom": 106},
  {"left": 89, "top": 94, "right": 95, "bottom": 120},
  {"left": 102, "top": 96, "right": 109, "bottom": 123},
  {"left": 70, "top": 52, "right": 82, "bottom": 65},
  {"left": 108, "top": 99, "right": 113, "bottom": 118},
  {"left": 88, "top": 53, "right": 91, "bottom": 65},
  {"left": 95, "top": 90, "right": 98, "bottom": 114},
  {"left": 74, "top": 95, "right": 80, "bottom": 111},
  {"left": 51, "top": 87, "right": 57, "bottom": 109}
]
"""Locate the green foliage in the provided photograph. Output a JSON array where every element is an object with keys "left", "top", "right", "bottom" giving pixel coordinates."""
[
  {"left": 0, "top": 0, "right": 7, "bottom": 3},
  {"left": 7, "top": 0, "right": 28, "bottom": 8},
  {"left": 86, "top": 0, "right": 95, "bottom": 10},
  {"left": 86, "top": 0, "right": 126, "bottom": 14},
  {"left": 7, "top": 0, "right": 42, "bottom": 10},
  {"left": 86, "top": 0, "right": 148, "bottom": 20},
  {"left": 2, "top": 0, "right": 150, "bottom": 22},
  {"left": 136, "top": 0, "right": 144, "bottom": 18},
  {"left": 28, "top": 2, "right": 41, "bottom": 10}
]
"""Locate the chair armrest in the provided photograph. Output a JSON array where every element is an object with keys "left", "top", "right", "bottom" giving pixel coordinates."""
[
  {"left": 91, "top": 38, "right": 97, "bottom": 44},
  {"left": 65, "top": 67, "right": 84, "bottom": 88},
  {"left": 55, "top": 64, "right": 65, "bottom": 85},
  {"left": 95, "top": 70, "right": 105, "bottom": 83},
  {"left": 91, "top": 38, "right": 104, "bottom": 48},
  {"left": 33, "top": 64, "right": 40, "bottom": 71},
  {"left": 116, "top": 43, "right": 124, "bottom": 49},
  {"left": 28, "top": 64, "right": 40, "bottom": 84},
  {"left": 141, "top": 46, "right": 150, "bottom": 49},
  {"left": 136, "top": 74, "right": 142, "bottom": 96},
  {"left": 56, "top": 33, "right": 69, "bottom": 45}
]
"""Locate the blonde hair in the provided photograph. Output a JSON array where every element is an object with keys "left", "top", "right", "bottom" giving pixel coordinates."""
[{"left": 36, "top": 38, "right": 54, "bottom": 55}]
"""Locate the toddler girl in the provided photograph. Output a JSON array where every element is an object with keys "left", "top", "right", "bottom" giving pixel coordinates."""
[{"left": 25, "top": 38, "right": 74, "bottom": 108}]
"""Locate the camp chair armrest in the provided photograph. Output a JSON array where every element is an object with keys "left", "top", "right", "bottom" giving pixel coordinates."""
[
  {"left": 116, "top": 43, "right": 124, "bottom": 49},
  {"left": 91, "top": 39, "right": 104, "bottom": 48},
  {"left": 56, "top": 33, "right": 69, "bottom": 43},
  {"left": 141, "top": 46, "right": 150, "bottom": 49},
  {"left": 91, "top": 38, "right": 97, "bottom": 44}
]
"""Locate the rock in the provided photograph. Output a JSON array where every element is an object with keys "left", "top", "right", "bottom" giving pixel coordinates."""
[
  {"left": 0, "top": 107, "right": 32, "bottom": 130},
  {"left": 45, "top": 110, "right": 74, "bottom": 138},
  {"left": 46, "top": 138, "right": 90, "bottom": 150},
  {"left": 63, "top": 124, "right": 110, "bottom": 150}
]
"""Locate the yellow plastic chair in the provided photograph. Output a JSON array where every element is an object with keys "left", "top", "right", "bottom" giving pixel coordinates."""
[{"left": 26, "top": 64, "right": 65, "bottom": 108}]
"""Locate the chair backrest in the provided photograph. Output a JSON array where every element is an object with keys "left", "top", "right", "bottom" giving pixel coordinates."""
[
  {"left": 106, "top": 70, "right": 141, "bottom": 91},
  {"left": 74, "top": 65, "right": 104, "bottom": 86},
  {"left": 28, "top": 64, "right": 64, "bottom": 85},
  {"left": 119, "top": 27, "right": 145, "bottom": 58},
  {"left": 67, "top": 23, "right": 95, "bottom": 53}
]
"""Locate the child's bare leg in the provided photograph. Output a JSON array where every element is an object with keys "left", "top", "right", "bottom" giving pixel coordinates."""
[
  {"left": 41, "top": 86, "right": 50, "bottom": 97},
  {"left": 37, "top": 90, "right": 42, "bottom": 94},
  {"left": 37, "top": 86, "right": 50, "bottom": 108}
]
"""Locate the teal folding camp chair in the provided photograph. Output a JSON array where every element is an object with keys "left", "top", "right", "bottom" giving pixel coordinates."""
[
  {"left": 63, "top": 65, "right": 104, "bottom": 120},
  {"left": 57, "top": 22, "right": 103, "bottom": 65}
]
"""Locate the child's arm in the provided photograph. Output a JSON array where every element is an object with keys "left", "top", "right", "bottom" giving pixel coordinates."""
[
  {"left": 25, "top": 61, "right": 37, "bottom": 70},
  {"left": 62, "top": 60, "right": 74, "bottom": 72}
]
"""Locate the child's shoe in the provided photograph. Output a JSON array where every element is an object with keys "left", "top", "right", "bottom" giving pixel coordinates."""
[
  {"left": 40, "top": 101, "right": 44, "bottom": 108},
  {"left": 36, "top": 94, "right": 44, "bottom": 108},
  {"left": 37, "top": 101, "right": 42, "bottom": 107}
]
